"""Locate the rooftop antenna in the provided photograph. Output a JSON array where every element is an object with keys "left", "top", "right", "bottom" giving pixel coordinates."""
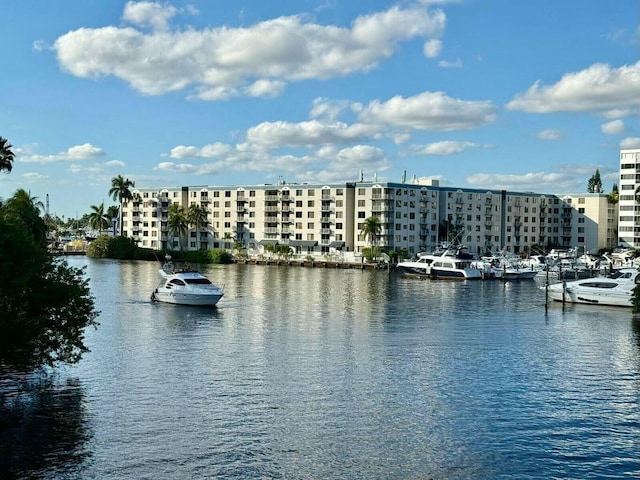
[
  {"left": 359, "top": 170, "right": 364, "bottom": 182},
  {"left": 402, "top": 170, "right": 406, "bottom": 183}
]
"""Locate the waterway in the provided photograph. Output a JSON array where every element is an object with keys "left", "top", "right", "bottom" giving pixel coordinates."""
[{"left": 2, "top": 257, "right": 639, "bottom": 479}]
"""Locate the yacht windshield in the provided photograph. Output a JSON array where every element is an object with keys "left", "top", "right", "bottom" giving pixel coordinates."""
[{"left": 184, "top": 278, "right": 212, "bottom": 285}]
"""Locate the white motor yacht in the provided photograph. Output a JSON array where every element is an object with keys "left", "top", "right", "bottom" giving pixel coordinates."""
[
  {"left": 398, "top": 245, "right": 482, "bottom": 280},
  {"left": 543, "top": 268, "right": 639, "bottom": 307},
  {"left": 151, "top": 257, "right": 224, "bottom": 307}
]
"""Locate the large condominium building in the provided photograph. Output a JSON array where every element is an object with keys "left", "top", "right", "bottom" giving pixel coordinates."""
[
  {"left": 121, "top": 178, "right": 617, "bottom": 257},
  {"left": 619, "top": 148, "right": 640, "bottom": 248}
]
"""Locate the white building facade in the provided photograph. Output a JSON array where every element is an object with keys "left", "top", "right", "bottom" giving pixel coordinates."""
[
  {"left": 120, "top": 178, "right": 617, "bottom": 258},
  {"left": 618, "top": 148, "right": 640, "bottom": 248}
]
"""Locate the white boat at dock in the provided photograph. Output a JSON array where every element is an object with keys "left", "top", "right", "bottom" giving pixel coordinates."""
[
  {"left": 397, "top": 244, "right": 482, "bottom": 280},
  {"left": 543, "top": 268, "right": 639, "bottom": 307}
]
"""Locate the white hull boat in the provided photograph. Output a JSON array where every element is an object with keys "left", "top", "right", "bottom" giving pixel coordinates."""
[
  {"left": 397, "top": 245, "right": 482, "bottom": 280},
  {"left": 543, "top": 268, "right": 639, "bottom": 307},
  {"left": 396, "top": 256, "right": 433, "bottom": 276},
  {"left": 152, "top": 258, "right": 224, "bottom": 307}
]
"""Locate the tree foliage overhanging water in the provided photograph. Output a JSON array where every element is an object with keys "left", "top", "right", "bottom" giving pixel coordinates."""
[{"left": 0, "top": 190, "right": 99, "bottom": 371}]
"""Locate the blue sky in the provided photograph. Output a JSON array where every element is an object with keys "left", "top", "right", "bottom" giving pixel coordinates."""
[{"left": 1, "top": 0, "right": 638, "bottom": 219}]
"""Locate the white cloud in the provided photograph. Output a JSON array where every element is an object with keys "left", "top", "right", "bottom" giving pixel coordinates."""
[
  {"left": 465, "top": 163, "right": 616, "bottom": 192},
  {"left": 32, "top": 40, "right": 49, "bottom": 52},
  {"left": 417, "top": 0, "right": 461, "bottom": 4},
  {"left": 246, "top": 120, "right": 380, "bottom": 149},
  {"left": 67, "top": 143, "right": 105, "bottom": 159},
  {"left": 621, "top": 137, "right": 640, "bottom": 149},
  {"left": 393, "top": 133, "right": 411, "bottom": 144},
  {"left": 310, "top": 98, "right": 351, "bottom": 121},
  {"left": 21, "top": 172, "right": 48, "bottom": 182},
  {"left": 602, "top": 109, "right": 633, "bottom": 119},
  {"left": 68, "top": 164, "right": 106, "bottom": 174},
  {"left": 438, "top": 58, "right": 462, "bottom": 68},
  {"left": 122, "top": 1, "right": 178, "bottom": 31},
  {"left": 105, "top": 160, "right": 126, "bottom": 167},
  {"left": 358, "top": 91, "right": 496, "bottom": 131},
  {"left": 506, "top": 61, "right": 640, "bottom": 113},
  {"left": 154, "top": 161, "right": 198, "bottom": 173},
  {"left": 244, "top": 79, "right": 286, "bottom": 98},
  {"left": 295, "top": 145, "right": 391, "bottom": 183},
  {"left": 537, "top": 129, "right": 564, "bottom": 141},
  {"left": 601, "top": 119, "right": 626, "bottom": 135},
  {"left": 414, "top": 140, "right": 480, "bottom": 155},
  {"left": 18, "top": 143, "right": 105, "bottom": 163},
  {"left": 466, "top": 172, "right": 575, "bottom": 192},
  {"left": 53, "top": 4, "right": 446, "bottom": 100},
  {"left": 423, "top": 39, "right": 442, "bottom": 58},
  {"left": 170, "top": 142, "right": 233, "bottom": 159}
]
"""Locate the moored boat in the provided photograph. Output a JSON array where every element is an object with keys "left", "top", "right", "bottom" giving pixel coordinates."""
[
  {"left": 151, "top": 256, "right": 224, "bottom": 307},
  {"left": 543, "top": 268, "right": 639, "bottom": 307},
  {"left": 396, "top": 255, "right": 433, "bottom": 276},
  {"left": 398, "top": 244, "right": 482, "bottom": 280}
]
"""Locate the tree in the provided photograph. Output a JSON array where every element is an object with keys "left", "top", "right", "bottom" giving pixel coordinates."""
[
  {"left": 106, "top": 205, "right": 119, "bottom": 234},
  {"left": 223, "top": 232, "right": 234, "bottom": 250},
  {"left": 0, "top": 193, "right": 98, "bottom": 369},
  {"left": 0, "top": 136, "right": 15, "bottom": 173},
  {"left": 587, "top": 169, "right": 604, "bottom": 193},
  {"left": 88, "top": 203, "right": 110, "bottom": 235},
  {"left": 361, "top": 216, "right": 382, "bottom": 261},
  {"left": 608, "top": 183, "right": 619, "bottom": 204},
  {"left": 3, "top": 189, "right": 47, "bottom": 245},
  {"left": 168, "top": 203, "right": 188, "bottom": 250},
  {"left": 361, "top": 216, "right": 382, "bottom": 247},
  {"left": 108, "top": 175, "right": 135, "bottom": 236},
  {"left": 187, "top": 204, "right": 209, "bottom": 250}
]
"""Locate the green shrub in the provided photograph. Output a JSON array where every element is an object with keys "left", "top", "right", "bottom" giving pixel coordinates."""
[
  {"left": 106, "top": 236, "right": 138, "bottom": 259},
  {"left": 86, "top": 235, "right": 110, "bottom": 258},
  {"left": 208, "top": 249, "right": 233, "bottom": 264}
]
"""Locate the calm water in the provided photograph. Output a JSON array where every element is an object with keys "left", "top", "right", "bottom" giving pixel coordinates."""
[{"left": 2, "top": 257, "right": 640, "bottom": 479}]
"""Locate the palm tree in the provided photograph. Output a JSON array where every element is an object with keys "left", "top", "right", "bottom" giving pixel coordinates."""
[
  {"left": 108, "top": 175, "right": 135, "bottom": 236},
  {"left": 361, "top": 216, "right": 382, "bottom": 247},
  {"left": 168, "top": 203, "right": 188, "bottom": 250},
  {"left": 6, "top": 188, "right": 44, "bottom": 212},
  {"left": 187, "top": 204, "right": 209, "bottom": 250},
  {"left": 361, "top": 216, "right": 382, "bottom": 261},
  {"left": 3, "top": 189, "right": 47, "bottom": 245},
  {"left": 0, "top": 136, "right": 15, "bottom": 173},
  {"left": 223, "top": 232, "right": 235, "bottom": 250},
  {"left": 106, "top": 205, "right": 119, "bottom": 234},
  {"left": 88, "top": 203, "right": 110, "bottom": 235}
]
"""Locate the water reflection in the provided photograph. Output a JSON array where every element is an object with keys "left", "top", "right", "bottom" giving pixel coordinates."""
[
  {"left": 5, "top": 258, "right": 639, "bottom": 479},
  {"left": 0, "top": 372, "right": 91, "bottom": 478}
]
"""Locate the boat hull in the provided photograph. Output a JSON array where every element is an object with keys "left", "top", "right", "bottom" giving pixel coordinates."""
[
  {"left": 503, "top": 269, "right": 538, "bottom": 280},
  {"left": 544, "top": 268, "right": 639, "bottom": 308},
  {"left": 152, "top": 289, "right": 223, "bottom": 307},
  {"left": 431, "top": 268, "right": 482, "bottom": 280},
  {"left": 396, "top": 264, "right": 430, "bottom": 276},
  {"left": 546, "top": 289, "right": 631, "bottom": 307}
]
